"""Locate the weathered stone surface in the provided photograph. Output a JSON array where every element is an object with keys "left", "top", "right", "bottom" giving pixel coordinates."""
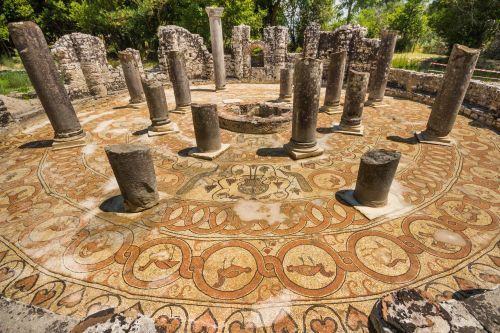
[
  {"left": 206, "top": 7, "right": 226, "bottom": 90},
  {"left": 370, "top": 289, "right": 453, "bottom": 332},
  {"left": 303, "top": 23, "right": 320, "bottom": 58},
  {"left": 0, "top": 296, "right": 78, "bottom": 333},
  {"left": 8, "top": 21, "right": 84, "bottom": 141},
  {"left": 166, "top": 50, "right": 192, "bottom": 109},
  {"left": 339, "top": 69, "right": 369, "bottom": 132},
  {"left": 118, "top": 49, "right": 145, "bottom": 104},
  {"left": 232, "top": 24, "right": 251, "bottom": 79},
  {"left": 440, "top": 300, "right": 487, "bottom": 332},
  {"left": 105, "top": 144, "right": 159, "bottom": 212},
  {"left": 284, "top": 57, "right": 324, "bottom": 160},
  {"left": 367, "top": 30, "right": 398, "bottom": 103},
  {"left": 354, "top": 149, "right": 400, "bottom": 207},
  {"left": 0, "top": 97, "right": 14, "bottom": 127},
  {"left": 462, "top": 287, "right": 500, "bottom": 332},
  {"left": 70, "top": 307, "right": 157, "bottom": 333},
  {"left": 421, "top": 44, "right": 480, "bottom": 140},
  {"left": 279, "top": 67, "right": 294, "bottom": 101},
  {"left": 141, "top": 78, "right": 172, "bottom": 131},
  {"left": 323, "top": 50, "right": 347, "bottom": 108},
  {"left": 191, "top": 103, "right": 222, "bottom": 152}
]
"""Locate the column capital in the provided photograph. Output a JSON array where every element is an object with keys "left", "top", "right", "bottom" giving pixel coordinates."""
[{"left": 206, "top": 7, "right": 224, "bottom": 18}]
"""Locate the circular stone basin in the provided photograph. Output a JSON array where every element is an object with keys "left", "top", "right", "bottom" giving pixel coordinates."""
[{"left": 219, "top": 102, "right": 292, "bottom": 134}]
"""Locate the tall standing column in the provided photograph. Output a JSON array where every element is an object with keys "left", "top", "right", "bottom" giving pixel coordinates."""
[
  {"left": 279, "top": 67, "right": 294, "bottom": 102},
  {"left": 188, "top": 103, "right": 230, "bottom": 160},
  {"left": 118, "top": 50, "right": 145, "bottom": 104},
  {"left": 366, "top": 30, "right": 398, "bottom": 105},
  {"left": 321, "top": 50, "right": 348, "bottom": 114},
  {"left": 417, "top": 44, "right": 480, "bottom": 145},
  {"left": 167, "top": 50, "right": 192, "bottom": 114},
  {"left": 284, "top": 58, "right": 324, "bottom": 160},
  {"left": 8, "top": 21, "right": 86, "bottom": 149},
  {"left": 142, "top": 79, "right": 178, "bottom": 136},
  {"left": 206, "top": 7, "right": 226, "bottom": 91},
  {"left": 335, "top": 69, "right": 370, "bottom": 136}
]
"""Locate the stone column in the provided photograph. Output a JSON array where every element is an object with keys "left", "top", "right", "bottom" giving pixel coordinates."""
[
  {"left": 118, "top": 50, "right": 144, "bottom": 104},
  {"left": 206, "top": 7, "right": 226, "bottom": 90},
  {"left": 321, "top": 50, "right": 348, "bottom": 114},
  {"left": 8, "top": 21, "right": 86, "bottom": 149},
  {"left": 167, "top": 50, "right": 192, "bottom": 113},
  {"left": 303, "top": 23, "right": 321, "bottom": 58},
  {"left": 279, "top": 68, "right": 294, "bottom": 102},
  {"left": 142, "top": 79, "right": 177, "bottom": 136},
  {"left": 417, "top": 44, "right": 480, "bottom": 145},
  {"left": 367, "top": 30, "right": 398, "bottom": 105},
  {"left": 354, "top": 149, "right": 401, "bottom": 207},
  {"left": 284, "top": 58, "right": 324, "bottom": 160},
  {"left": 105, "top": 144, "right": 159, "bottom": 212},
  {"left": 336, "top": 69, "right": 370, "bottom": 135},
  {"left": 189, "top": 103, "right": 230, "bottom": 160}
]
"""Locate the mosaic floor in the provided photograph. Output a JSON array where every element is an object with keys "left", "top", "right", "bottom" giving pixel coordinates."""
[{"left": 0, "top": 83, "right": 499, "bottom": 332}]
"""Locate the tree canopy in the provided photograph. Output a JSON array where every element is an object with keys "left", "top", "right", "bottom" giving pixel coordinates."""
[{"left": 0, "top": 0, "right": 498, "bottom": 57}]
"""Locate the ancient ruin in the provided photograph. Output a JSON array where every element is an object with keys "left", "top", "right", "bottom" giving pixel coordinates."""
[{"left": 0, "top": 9, "right": 499, "bottom": 333}]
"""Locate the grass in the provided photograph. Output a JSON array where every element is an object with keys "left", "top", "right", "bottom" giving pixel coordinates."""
[
  {"left": 0, "top": 71, "right": 33, "bottom": 95},
  {"left": 392, "top": 52, "right": 445, "bottom": 72}
]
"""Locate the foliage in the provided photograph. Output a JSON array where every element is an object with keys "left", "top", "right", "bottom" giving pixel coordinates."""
[
  {"left": 0, "top": 70, "right": 32, "bottom": 94},
  {"left": 387, "top": 0, "right": 429, "bottom": 51},
  {"left": 428, "top": 0, "right": 500, "bottom": 50}
]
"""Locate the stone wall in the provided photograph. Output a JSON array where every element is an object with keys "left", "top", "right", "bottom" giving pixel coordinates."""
[
  {"left": 157, "top": 25, "right": 213, "bottom": 80},
  {"left": 231, "top": 25, "right": 289, "bottom": 82},
  {"left": 387, "top": 68, "right": 500, "bottom": 130},
  {"left": 306, "top": 24, "right": 380, "bottom": 80},
  {"left": 52, "top": 33, "right": 126, "bottom": 98}
]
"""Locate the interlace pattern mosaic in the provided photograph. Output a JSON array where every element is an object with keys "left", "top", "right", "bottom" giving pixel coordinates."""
[{"left": 0, "top": 84, "right": 499, "bottom": 332}]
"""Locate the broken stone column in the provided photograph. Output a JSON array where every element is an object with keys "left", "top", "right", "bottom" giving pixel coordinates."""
[
  {"left": 354, "top": 149, "right": 400, "bottom": 208},
  {"left": 367, "top": 30, "right": 398, "bottom": 105},
  {"left": 105, "top": 144, "right": 159, "bottom": 212},
  {"left": 118, "top": 50, "right": 145, "bottom": 104},
  {"left": 279, "top": 67, "right": 294, "bottom": 102},
  {"left": 336, "top": 69, "right": 370, "bottom": 135},
  {"left": 189, "top": 103, "right": 230, "bottom": 160},
  {"left": 8, "top": 21, "right": 86, "bottom": 149},
  {"left": 417, "top": 44, "right": 480, "bottom": 145},
  {"left": 141, "top": 79, "right": 177, "bottom": 136},
  {"left": 167, "top": 50, "right": 192, "bottom": 114},
  {"left": 284, "top": 58, "right": 324, "bottom": 160},
  {"left": 321, "top": 50, "right": 347, "bottom": 114},
  {"left": 206, "top": 7, "right": 226, "bottom": 90}
]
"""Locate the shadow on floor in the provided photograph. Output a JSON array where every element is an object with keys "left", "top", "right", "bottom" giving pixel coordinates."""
[
  {"left": 132, "top": 128, "right": 148, "bottom": 136},
  {"left": 178, "top": 147, "right": 194, "bottom": 157},
  {"left": 387, "top": 135, "right": 418, "bottom": 145},
  {"left": 19, "top": 140, "right": 53, "bottom": 149},
  {"left": 256, "top": 147, "right": 288, "bottom": 157},
  {"left": 113, "top": 104, "right": 140, "bottom": 110},
  {"left": 100, "top": 195, "right": 126, "bottom": 213},
  {"left": 317, "top": 127, "right": 336, "bottom": 134},
  {"left": 191, "top": 88, "right": 216, "bottom": 93}
]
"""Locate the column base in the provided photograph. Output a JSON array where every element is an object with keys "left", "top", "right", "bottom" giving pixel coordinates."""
[
  {"left": 52, "top": 132, "right": 88, "bottom": 151},
  {"left": 283, "top": 141, "right": 324, "bottom": 160},
  {"left": 336, "top": 189, "right": 410, "bottom": 220},
  {"left": 215, "top": 86, "right": 227, "bottom": 92},
  {"left": 129, "top": 99, "right": 146, "bottom": 105},
  {"left": 147, "top": 122, "right": 179, "bottom": 137},
  {"left": 171, "top": 105, "right": 191, "bottom": 114},
  {"left": 188, "top": 143, "right": 231, "bottom": 160},
  {"left": 365, "top": 99, "right": 389, "bottom": 108},
  {"left": 320, "top": 104, "right": 342, "bottom": 115},
  {"left": 415, "top": 131, "right": 453, "bottom": 146},
  {"left": 332, "top": 123, "right": 364, "bottom": 136}
]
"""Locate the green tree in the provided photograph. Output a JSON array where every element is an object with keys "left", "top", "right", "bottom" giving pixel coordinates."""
[
  {"left": 429, "top": 0, "right": 500, "bottom": 50},
  {"left": 388, "top": 0, "right": 428, "bottom": 51}
]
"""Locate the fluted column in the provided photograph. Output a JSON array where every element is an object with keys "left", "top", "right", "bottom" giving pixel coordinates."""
[
  {"left": 206, "top": 7, "right": 226, "bottom": 91},
  {"left": 8, "top": 21, "right": 86, "bottom": 149},
  {"left": 417, "top": 44, "right": 480, "bottom": 145},
  {"left": 284, "top": 58, "right": 324, "bottom": 160}
]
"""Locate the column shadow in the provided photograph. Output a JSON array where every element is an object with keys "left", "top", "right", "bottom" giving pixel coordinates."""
[
  {"left": 100, "top": 195, "right": 126, "bottom": 213},
  {"left": 256, "top": 147, "right": 288, "bottom": 157},
  {"left": 386, "top": 135, "right": 418, "bottom": 145},
  {"left": 19, "top": 140, "right": 53, "bottom": 149}
]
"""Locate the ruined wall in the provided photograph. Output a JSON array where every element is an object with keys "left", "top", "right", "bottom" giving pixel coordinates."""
[
  {"left": 158, "top": 25, "right": 213, "bottom": 80},
  {"left": 305, "top": 24, "right": 380, "bottom": 80},
  {"left": 52, "top": 33, "right": 126, "bottom": 98},
  {"left": 387, "top": 68, "right": 500, "bottom": 130}
]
